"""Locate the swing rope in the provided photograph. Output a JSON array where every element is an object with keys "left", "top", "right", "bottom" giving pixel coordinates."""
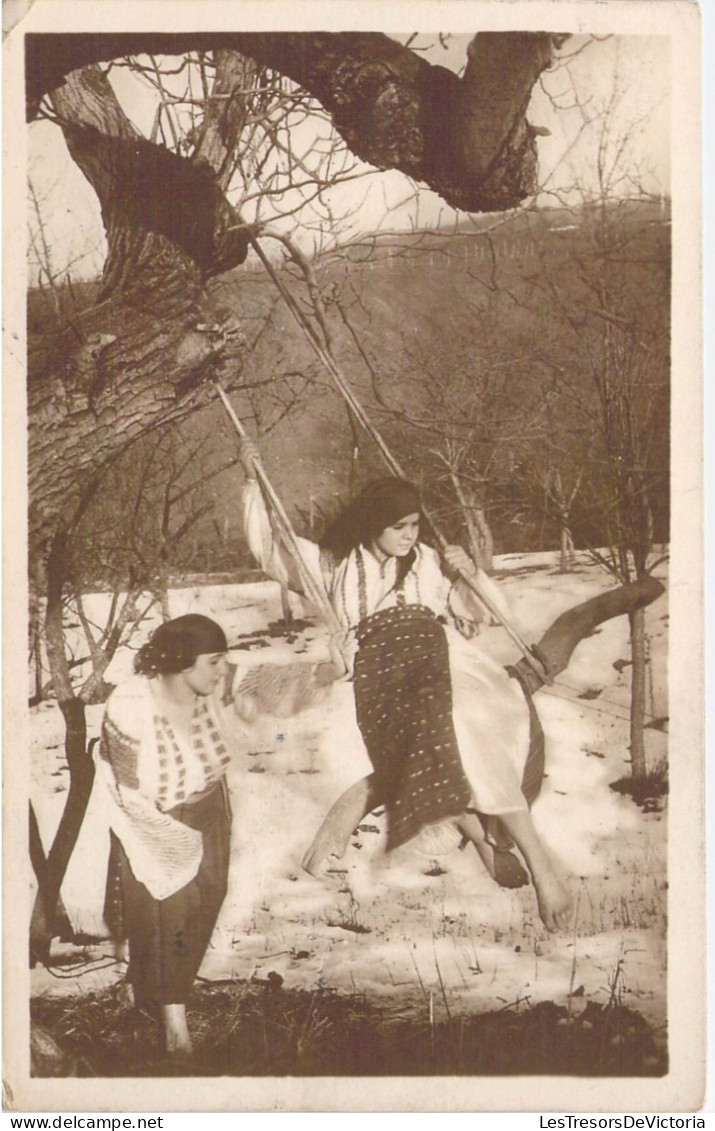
[
  {"left": 242, "top": 226, "right": 550, "bottom": 686},
  {"left": 214, "top": 381, "right": 342, "bottom": 637}
]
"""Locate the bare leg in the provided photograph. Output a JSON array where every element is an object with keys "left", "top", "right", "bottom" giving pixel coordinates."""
[
  {"left": 302, "top": 775, "right": 376, "bottom": 876},
  {"left": 500, "top": 810, "right": 571, "bottom": 931},
  {"left": 303, "top": 782, "right": 533, "bottom": 893},
  {"left": 161, "top": 1003, "right": 193, "bottom": 1056},
  {"left": 455, "top": 812, "right": 529, "bottom": 889},
  {"left": 456, "top": 812, "right": 497, "bottom": 874}
]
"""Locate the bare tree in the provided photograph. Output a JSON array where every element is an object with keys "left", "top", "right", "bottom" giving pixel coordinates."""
[
  {"left": 515, "top": 61, "right": 669, "bottom": 780},
  {"left": 580, "top": 313, "right": 668, "bottom": 781},
  {"left": 539, "top": 467, "right": 584, "bottom": 573},
  {"left": 26, "top": 31, "right": 568, "bottom": 576},
  {"left": 31, "top": 510, "right": 151, "bottom": 964},
  {"left": 29, "top": 31, "right": 624, "bottom": 952}
]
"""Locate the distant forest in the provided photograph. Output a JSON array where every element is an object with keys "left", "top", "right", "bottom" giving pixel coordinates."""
[{"left": 28, "top": 197, "right": 670, "bottom": 588}]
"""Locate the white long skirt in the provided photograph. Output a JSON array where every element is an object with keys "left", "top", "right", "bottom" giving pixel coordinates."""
[{"left": 446, "top": 627, "right": 531, "bottom": 816}]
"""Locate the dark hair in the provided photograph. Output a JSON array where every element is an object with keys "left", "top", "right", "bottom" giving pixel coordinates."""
[
  {"left": 134, "top": 614, "right": 228, "bottom": 676},
  {"left": 320, "top": 478, "right": 423, "bottom": 562}
]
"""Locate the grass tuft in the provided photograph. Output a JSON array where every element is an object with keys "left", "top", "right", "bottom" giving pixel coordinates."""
[{"left": 31, "top": 981, "right": 667, "bottom": 1078}]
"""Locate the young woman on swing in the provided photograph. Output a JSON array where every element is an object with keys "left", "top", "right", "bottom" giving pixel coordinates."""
[{"left": 239, "top": 442, "right": 572, "bottom": 933}]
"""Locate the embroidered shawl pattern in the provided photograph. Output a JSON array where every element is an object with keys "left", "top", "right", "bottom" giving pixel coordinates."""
[{"left": 96, "top": 675, "right": 232, "bottom": 901}]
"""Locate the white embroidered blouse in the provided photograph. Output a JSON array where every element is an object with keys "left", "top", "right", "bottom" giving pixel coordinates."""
[
  {"left": 241, "top": 480, "right": 513, "bottom": 642},
  {"left": 96, "top": 675, "right": 236, "bottom": 901}
]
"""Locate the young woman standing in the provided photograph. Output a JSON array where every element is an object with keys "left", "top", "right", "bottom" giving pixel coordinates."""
[{"left": 98, "top": 614, "right": 236, "bottom": 1056}]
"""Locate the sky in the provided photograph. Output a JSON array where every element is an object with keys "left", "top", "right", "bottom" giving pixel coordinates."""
[{"left": 26, "top": 33, "right": 671, "bottom": 282}]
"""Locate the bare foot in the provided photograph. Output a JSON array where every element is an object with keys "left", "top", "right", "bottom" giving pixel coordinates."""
[
  {"left": 498, "top": 811, "right": 572, "bottom": 930},
  {"left": 533, "top": 871, "right": 572, "bottom": 932},
  {"left": 303, "top": 779, "right": 373, "bottom": 876},
  {"left": 162, "top": 1004, "right": 194, "bottom": 1057}
]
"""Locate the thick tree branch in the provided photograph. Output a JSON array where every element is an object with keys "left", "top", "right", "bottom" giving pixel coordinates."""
[
  {"left": 27, "top": 31, "right": 565, "bottom": 210},
  {"left": 50, "top": 66, "right": 249, "bottom": 292},
  {"left": 192, "top": 49, "right": 259, "bottom": 191}
]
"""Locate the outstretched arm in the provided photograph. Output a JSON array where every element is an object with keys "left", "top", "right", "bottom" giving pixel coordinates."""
[
  {"left": 224, "top": 629, "right": 350, "bottom": 724},
  {"left": 239, "top": 440, "right": 324, "bottom": 597}
]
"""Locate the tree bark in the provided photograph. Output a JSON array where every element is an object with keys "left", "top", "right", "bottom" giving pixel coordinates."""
[
  {"left": 31, "top": 531, "right": 95, "bottom": 961},
  {"left": 192, "top": 50, "right": 258, "bottom": 191},
  {"left": 280, "top": 586, "right": 294, "bottom": 627},
  {"left": 628, "top": 607, "right": 648, "bottom": 780},
  {"left": 50, "top": 67, "right": 249, "bottom": 293},
  {"left": 29, "top": 712, "right": 95, "bottom": 965},
  {"left": 29, "top": 802, "right": 74, "bottom": 964},
  {"left": 32, "top": 563, "right": 148, "bottom": 961},
  {"left": 448, "top": 471, "right": 494, "bottom": 571},
  {"left": 559, "top": 524, "right": 575, "bottom": 573},
  {"left": 29, "top": 65, "right": 252, "bottom": 567},
  {"left": 472, "top": 507, "right": 495, "bottom": 573},
  {"left": 26, "top": 32, "right": 563, "bottom": 210}
]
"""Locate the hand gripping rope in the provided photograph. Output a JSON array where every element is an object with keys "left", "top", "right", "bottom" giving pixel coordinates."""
[{"left": 230, "top": 226, "right": 551, "bottom": 686}]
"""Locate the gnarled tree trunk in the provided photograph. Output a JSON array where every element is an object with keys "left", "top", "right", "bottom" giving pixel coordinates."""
[
  {"left": 26, "top": 31, "right": 566, "bottom": 575},
  {"left": 29, "top": 63, "right": 251, "bottom": 573},
  {"left": 24, "top": 33, "right": 568, "bottom": 956}
]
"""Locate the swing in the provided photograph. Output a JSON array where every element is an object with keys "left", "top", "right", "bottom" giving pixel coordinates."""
[
  {"left": 214, "top": 384, "right": 540, "bottom": 884},
  {"left": 213, "top": 232, "right": 665, "bottom": 890},
  {"left": 232, "top": 221, "right": 552, "bottom": 688}
]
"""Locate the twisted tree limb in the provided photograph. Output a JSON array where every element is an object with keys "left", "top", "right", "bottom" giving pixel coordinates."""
[
  {"left": 513, "top": 575, "right": 666, "bottom": 694},
  {"left": 25, "top": 31, "right": 568, "bottom": 560},
  {"left": 26, "top": 31, "right": 566, "bottom": 209}
]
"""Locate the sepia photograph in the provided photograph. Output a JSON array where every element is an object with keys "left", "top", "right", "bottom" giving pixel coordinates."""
[{"left": 2, "top": 0, "right": 704, "bottom": 1114}]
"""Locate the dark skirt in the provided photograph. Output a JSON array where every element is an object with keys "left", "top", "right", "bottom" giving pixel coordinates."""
[
  {"left": 354, "top": 604, "right": 472, "bottom": 851},
  {"left": 104, "top": 780, "right": 232, "bottom": 1009}
]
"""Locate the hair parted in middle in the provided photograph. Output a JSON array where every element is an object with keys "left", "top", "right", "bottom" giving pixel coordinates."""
[
  {"left": 134, "top": 614, "right": 228, "bottom": 677},
  {"left": 320, "top": 477, "right": 423, "bottom": 562}
]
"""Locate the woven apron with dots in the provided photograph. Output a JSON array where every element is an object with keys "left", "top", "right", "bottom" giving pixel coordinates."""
[{"left": 354, "top": 604, "right": 472, "bottom": 851}]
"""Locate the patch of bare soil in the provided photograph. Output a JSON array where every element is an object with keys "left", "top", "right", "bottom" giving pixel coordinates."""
[{"left": 31, "top": 982, "right": 667, "bottom": 1078}]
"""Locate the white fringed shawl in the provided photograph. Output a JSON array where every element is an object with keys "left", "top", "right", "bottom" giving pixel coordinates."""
[{"left": 95, "top": 675, "right": 234, "bottom": 900}]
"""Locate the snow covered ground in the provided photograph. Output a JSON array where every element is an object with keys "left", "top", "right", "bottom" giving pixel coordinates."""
[{"left": 29, "top": 551, "right": 669, "bottom": 1050}]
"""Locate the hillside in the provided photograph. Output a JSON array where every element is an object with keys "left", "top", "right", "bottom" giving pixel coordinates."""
[{"left": 28, "top": 199, "right": 671, "bottom": 583}]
